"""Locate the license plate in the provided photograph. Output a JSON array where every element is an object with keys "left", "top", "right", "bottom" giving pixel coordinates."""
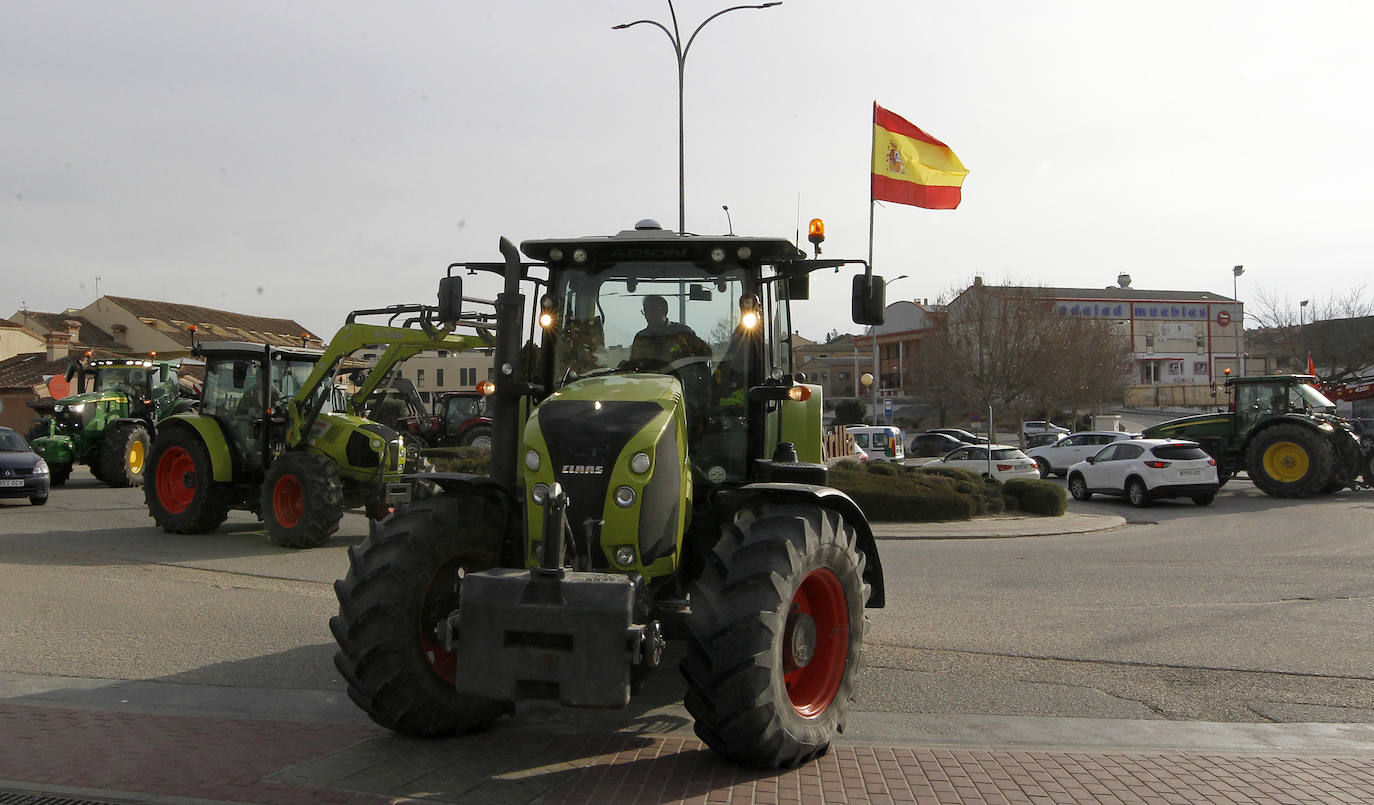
[
  {"left": 0, "top": 479, "right": 22, "bottom": 487},
  {"left": 1180, "top": 469, "right": 1202, "bottom": 477}
]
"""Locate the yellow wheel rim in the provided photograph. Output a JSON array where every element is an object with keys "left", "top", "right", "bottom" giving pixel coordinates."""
[
  {"left": 128, "top": 440, "right": 146, "bottom": 474},
  {"left": 1262, "top": 441, "right": 1309, "bottom": 483}
]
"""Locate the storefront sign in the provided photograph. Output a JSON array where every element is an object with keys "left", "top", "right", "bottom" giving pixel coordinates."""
[{"left": 1056, "top": 301, "right": 1213, "bottom": 320}]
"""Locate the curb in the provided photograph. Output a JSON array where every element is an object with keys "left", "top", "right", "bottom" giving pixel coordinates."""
[{"left": 870, "top": 512, "right": 1128, "bottom": 540}]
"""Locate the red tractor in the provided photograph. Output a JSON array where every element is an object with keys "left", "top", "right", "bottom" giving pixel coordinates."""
[{"left": 371, "top": 377, "right": 491, "bottom": 450}]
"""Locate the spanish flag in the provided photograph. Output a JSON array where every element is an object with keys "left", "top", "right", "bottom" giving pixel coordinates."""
[{"left": 871, "top": 102, "right": 968, "bottom": 210}]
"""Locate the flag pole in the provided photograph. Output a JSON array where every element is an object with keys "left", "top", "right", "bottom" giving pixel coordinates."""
[{"left": 868, "top": 102, "right": 879, "bottom": 425}]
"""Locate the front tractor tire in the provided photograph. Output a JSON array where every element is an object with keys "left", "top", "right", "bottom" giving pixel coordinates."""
[
  {"left": 145, "top": 428, "right": 231, "bottom": 534},
  {"left": 682, "top": 501, "right": 869, "bottom": 768},
  {"left": 1245, "top": 423, "right": 1336, "bottom": 498},
  {"left": 330, "top": 492, "right": 509, "bottom": 737},
  {"left": 100, "top": 421, "right": 151, "bottom": 488},
  {"left": 262, "top": 452, "right": 343, "bottom": 548}
]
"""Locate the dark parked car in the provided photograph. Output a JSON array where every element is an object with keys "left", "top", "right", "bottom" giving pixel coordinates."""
[
  {"left": 910, "top": 432, "right": 970, "bottom": 457},
  {"left": 0, "top": 426, "right": 50, "bottom": 506},
  {"left": 925, "top": 428, "right": 988, "bottom": 445}
]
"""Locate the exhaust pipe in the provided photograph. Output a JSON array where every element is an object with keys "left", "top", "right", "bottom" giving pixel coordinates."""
[{"left": 487, "top": 236, "right": 526, "bottom": 494}]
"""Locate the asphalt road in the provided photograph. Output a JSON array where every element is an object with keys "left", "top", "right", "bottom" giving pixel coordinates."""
[{"left": 1, "top": 464, "right": 1371, "bottom": 729}]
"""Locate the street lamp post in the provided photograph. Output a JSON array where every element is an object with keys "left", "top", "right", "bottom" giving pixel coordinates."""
[
  {"left": 1300, "top": 299, "right": 1310, "bottom": 369},
  {"left": 1232, "top": 265, "right": 1245, "bottom": 376},
  {"left": 613, "top": 1, "right": 781, "bottom": 234}
]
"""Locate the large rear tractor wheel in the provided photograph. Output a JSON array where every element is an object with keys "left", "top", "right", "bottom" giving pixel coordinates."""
[
  {"left": 145, "top": 428, "right": 231, "bottom": 533},
  {"left": 262, "top": 452, "right": 342, "bottom": 548},
  {"left": 99, "top": 422, "right": 151, "bottom": 488},
  {"left": 1245, "top": 424, "right": 1335, "bottom": 498},
  {"left": 331, "top": 492, "right": 510, "bottom": 737},
  {"left": 681, "top": 501, "right": 868, "bottom": 768}
]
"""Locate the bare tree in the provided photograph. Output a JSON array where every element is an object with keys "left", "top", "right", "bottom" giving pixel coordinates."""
[
  {"left": 909, "top": 282, "right": 1133, "bottom": 433},
  {"left": 1247, "top": 284, "right": 1374, "bottom": 384}
]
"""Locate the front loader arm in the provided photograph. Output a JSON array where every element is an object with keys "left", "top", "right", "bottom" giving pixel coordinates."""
[{"left": 287, "top": 323, "right": 489, "bottom": 444}]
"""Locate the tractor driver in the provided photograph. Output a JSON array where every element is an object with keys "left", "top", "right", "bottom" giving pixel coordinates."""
[{"left": 629, "top": 294, "right": 711, "bottom": 368}]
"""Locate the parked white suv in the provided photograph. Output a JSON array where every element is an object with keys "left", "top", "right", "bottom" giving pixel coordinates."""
[
  {"left": 1067, "top": 439, "right": 1220, "bottom": 507},
  {"left": 1026, "top": 430, "right": 1139, "bottom": 477}
]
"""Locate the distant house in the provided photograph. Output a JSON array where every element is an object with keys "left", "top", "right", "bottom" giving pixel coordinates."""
[
  {"left": 793, "top": 333, "right": 872, "bottom": 401},
  {"left": 1, "top": 296, "right": 322, "bottom": 434},
  {"left": 0, "top": 317, "right": 45, "bottom": 365}
]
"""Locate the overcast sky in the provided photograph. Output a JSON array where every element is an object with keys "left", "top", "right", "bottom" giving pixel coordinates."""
[{"left": 4, "top": 1, "right": 1371, "bottom": 342}]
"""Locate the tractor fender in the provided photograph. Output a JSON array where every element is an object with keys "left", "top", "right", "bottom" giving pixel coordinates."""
[
  {"left": 404, "top": 472, "right": 523, "bottom": 565},
  {"left": 716, "top": 482, "right": 885, "bottom": 608},
  {"left": 157, "top": 415, "right": 235, "bottom": 482},
  {"left": 107, "top": 415, "right": 156, "bottom": 433}
]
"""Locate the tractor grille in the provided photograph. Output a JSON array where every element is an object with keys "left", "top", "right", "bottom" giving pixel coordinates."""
[
  {"left": 540, "top": 400, "right": 663, "bottom": 567},
  {"left": 53, "top": 406, "right": 95, "bottom": 433}
]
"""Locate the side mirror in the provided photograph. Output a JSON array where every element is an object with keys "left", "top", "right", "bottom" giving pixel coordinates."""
[
  {"left": 1086, "top": 456, "right": 1097, "bottom": 464},
  {"left": 437, "top": 276, "right": 463, "bottom": 323},
  {"left": 852, "top": 275, "right": 886, "bottom": 325},
  {"left": 786, "top": 272, "right": 811, "bottom": 300}
]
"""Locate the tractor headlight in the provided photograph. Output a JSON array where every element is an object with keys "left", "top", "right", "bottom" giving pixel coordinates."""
[
  {"left": 525, "top": 450, "right": 542, "bottom": 472},
  {"left": 531, "top": 483, "right": 549, "bottom": 505},
  {"left": 71, "top": 404, "right": 85, "bottom": 413},
  {"left": 613, "top": 485, "right": 636, "bottom": 508},
  {"left": 630, "top": 451, "right": 651, "bottom": 474},
  {"left": 614, "top": 545, "right": 637, "bottom": 567}
]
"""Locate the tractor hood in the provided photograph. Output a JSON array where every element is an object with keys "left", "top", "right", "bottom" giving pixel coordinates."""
[
  {"left": 521, "top": 372, "right": 691, "bottom": 574},
  {"left": 52, "top": 389, "right": 132, "bottom": 410},
  {"left": 1142, "top": 412, "right": 1233, "bottom": 439},
  {"left": 548, "top": 373, "right": 682, "bottom": 407}
]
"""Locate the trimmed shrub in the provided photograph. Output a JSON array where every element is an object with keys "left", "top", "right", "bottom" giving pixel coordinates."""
[
  {"left": 427, "top": 447, "right": 491, "bottom": 475},
  {"left": 865, "top": 462, "right": 899, "bottom": 476},
  {"left": 829, "top": 464, "right": 976, "bottom": 521},
  {"left": 1003, "top": 477, "right": 1068, "bottom": 516}
]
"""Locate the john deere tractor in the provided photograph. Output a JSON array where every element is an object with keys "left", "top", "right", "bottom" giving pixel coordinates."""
[
  {"left": 1143, "top": 373, "right": 1372, "bottom": 496},
  {"left": 33, "top": 357, "right": 195, "bottom": 487},
  {"left": 330, "top": 221, "right": 889, "bottom": 767},
  {"left": 143, "top": 305, "right": 488, "bottom": 547}
]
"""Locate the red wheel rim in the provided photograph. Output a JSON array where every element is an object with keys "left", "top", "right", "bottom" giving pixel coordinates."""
[
  {"left": 784, "top": 568, "right": 850, "bottom": 718},
  {"left": 419, "top": 566, "right": 461, "bottom": 684},
  {"left": 272, "top": 475, "right": 303, "bottom": 529},
  {"left": 156, "top": 446, "right": 197, "bottom": 514}
]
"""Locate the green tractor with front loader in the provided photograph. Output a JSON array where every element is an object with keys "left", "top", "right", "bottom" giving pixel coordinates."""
[
  {"left": 1143, "top": 373, "right": 1372, "bottom": 497},
  {"left": 32, "top": 356, "right": 196, "bottom": 487},
  {"left": 330, "top": 220, "right": 889, "bottom": 768},
  {"left": 143, "top": 305, "right": 489, "bottom": 547}
]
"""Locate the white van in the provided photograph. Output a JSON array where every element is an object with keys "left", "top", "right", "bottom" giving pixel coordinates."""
[{"left": 845, "top": 426, "right": 905, "bottom": 463}]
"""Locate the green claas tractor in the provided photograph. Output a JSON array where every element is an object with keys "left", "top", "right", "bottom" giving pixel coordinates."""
[
  {"left": 33, "top": 357, "right": 196, "bottom": 487},
  {"left": 1143, "top": 373, "right": 1372, "bottom": 497},
  {"left": 330, "top": 221, "right": 889, "bottom": 768},
  {"left": 143, "top": 305, "right": 488, "bottom": 547}
]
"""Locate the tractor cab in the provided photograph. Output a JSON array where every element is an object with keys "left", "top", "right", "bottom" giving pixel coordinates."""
[
  {"left": 1231, "top": 374, "right": 1338, "bottom": 432},
  {"left": 521, "top": 222, "right": 884, "bottom": 488},
  {"left": 195, "top": 341, "right": 324, "bottom": 473}
]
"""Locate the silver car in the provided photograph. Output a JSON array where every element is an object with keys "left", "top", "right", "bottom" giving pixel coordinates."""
[{"left": 1026, "top": 430, "right": 1140, "bottom": 477}]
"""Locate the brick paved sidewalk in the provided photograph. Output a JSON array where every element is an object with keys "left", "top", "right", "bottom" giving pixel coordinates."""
[{"left": 4, "top": 702, "right": 1374, "bottom": 804}]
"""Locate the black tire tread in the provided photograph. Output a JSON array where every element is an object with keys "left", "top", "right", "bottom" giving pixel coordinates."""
[
  {"left": 681, "top": 501, "right": 868, "bottom": 769},
  {"left": 100, "top": 422, "right": 150, "bottom": 488},
  {"left": 1245, "top": 423, "right": 1335, "bottom": 498},
  {"left": 262, "top": 452, "right": 343, "bottom": 548},
  {"left": 144, "top": 427, "right": 231, "bottom": 534},
  {"left": 330, "top": 492, "right": 508, "bottom": 737}
]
